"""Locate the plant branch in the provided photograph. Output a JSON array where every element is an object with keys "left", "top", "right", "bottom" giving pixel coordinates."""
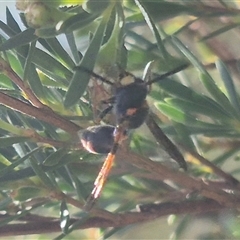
[
  {"left": 0, "top": 56, "right": 47, "bottom": 108},
  {"left": 51, "top": 191, "right": 116, "bottom": 222},
  {"left": 118, "top": 149, "right": 239, "bottom": 207},
  {"left": 146, "top": 113, "right": 239, "bottom": 185},
  {"left": 0, "top": 198, "right": 239, "bottom": 236},
  {"left": 181, "top": 145, "right": 239, "bottom": 185},
  {"left": 0, "top": 92, "right": 80, "bottom": 135},
  {"left": 19, "top": 128, "right": 69, "bottom": 147}
]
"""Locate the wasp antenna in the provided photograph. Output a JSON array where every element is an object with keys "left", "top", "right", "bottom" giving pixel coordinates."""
[
  {"left": 146, "top": 63, "right": 189, "bottom": 85},
  {"left": 142, "top": 60, "right": 155, "bottom": 82},
  {"left": 75, "top": 66, "right": 114, "bottom": 86}
]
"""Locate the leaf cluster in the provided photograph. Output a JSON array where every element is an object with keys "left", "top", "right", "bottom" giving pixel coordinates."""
[{"left": 0, "top": 0, "right": 240, "bottom": 239}]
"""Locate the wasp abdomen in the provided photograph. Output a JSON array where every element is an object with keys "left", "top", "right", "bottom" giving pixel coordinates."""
[{"left": 80, "top": 125, "right": 115, "bottom": 154}]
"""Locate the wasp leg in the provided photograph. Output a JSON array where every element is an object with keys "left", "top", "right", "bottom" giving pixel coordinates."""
[
  {"left": 84, "top": 152, "right": 115, "bottom": 211},
  {"left": 83, "top": 127, "right": 125, "bottom": 211},
  {"left": 101, "top": 96, "right": 115, "bottom": 105},
  {"left": 98, "top": 105, "right": 113, "bottom": 121}
]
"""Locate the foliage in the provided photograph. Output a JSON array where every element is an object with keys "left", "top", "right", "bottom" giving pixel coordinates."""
[{"left": 0, "top": 0, "right": 240, "bottom": 239}]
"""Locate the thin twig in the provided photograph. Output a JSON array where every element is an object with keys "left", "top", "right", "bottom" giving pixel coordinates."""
[
  {"left": 51, "top": 191, "right": 116, "bottom": 222},
  {"left": 182, "top": 145, "right": 239, "bottom": 185},
  {"left": 20, "top": 128, "right": 70, "bottom": 147},
  {"left": 0, "top": 198, "right": 239, "bottom": 236},
  {"left": 118, "top": 149, "right": 239, "bottom": 207},
  {"left": 147, "top": 113, "right": 239, "bottom": 185},
  {"left": 0, "top": 57, "right": 47, "bottom": 108},
  {"left": 0, "top": 92, "right": 80, "bottom": 135}
]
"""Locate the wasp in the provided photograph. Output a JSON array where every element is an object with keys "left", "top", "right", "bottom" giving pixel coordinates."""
[{"left": 79, "top": 63, "right": 188, "bottom": 210}]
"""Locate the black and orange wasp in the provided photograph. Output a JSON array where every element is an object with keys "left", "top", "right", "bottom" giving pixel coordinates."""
[{"left": 79, "top": 62, "right": 188, "bottom": 210}]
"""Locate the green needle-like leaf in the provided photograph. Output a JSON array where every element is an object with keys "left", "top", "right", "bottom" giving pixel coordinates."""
[
  {"left": 216, "top": 59, "right": 240, "bottom": 114},
  {"left": 155, "top": 102, "right": 229, "bottom": 131},
  {"left": 156, "top": 79, "right": 231, "bottom": 118},
  {"left": 43, "top": 148, "right": 68, "bottom": 166},
  {"left": 64, "top": 4, "right": 114, "bottom": 107},
  {"left": 6, "top": 7, "right": 21, "bottom": 33},
  {"left": 45, "top": 37, "right": 76, "bottom": 69},
  {"left": 0, "top": 28, "right": 37, "bottom": 51}
]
